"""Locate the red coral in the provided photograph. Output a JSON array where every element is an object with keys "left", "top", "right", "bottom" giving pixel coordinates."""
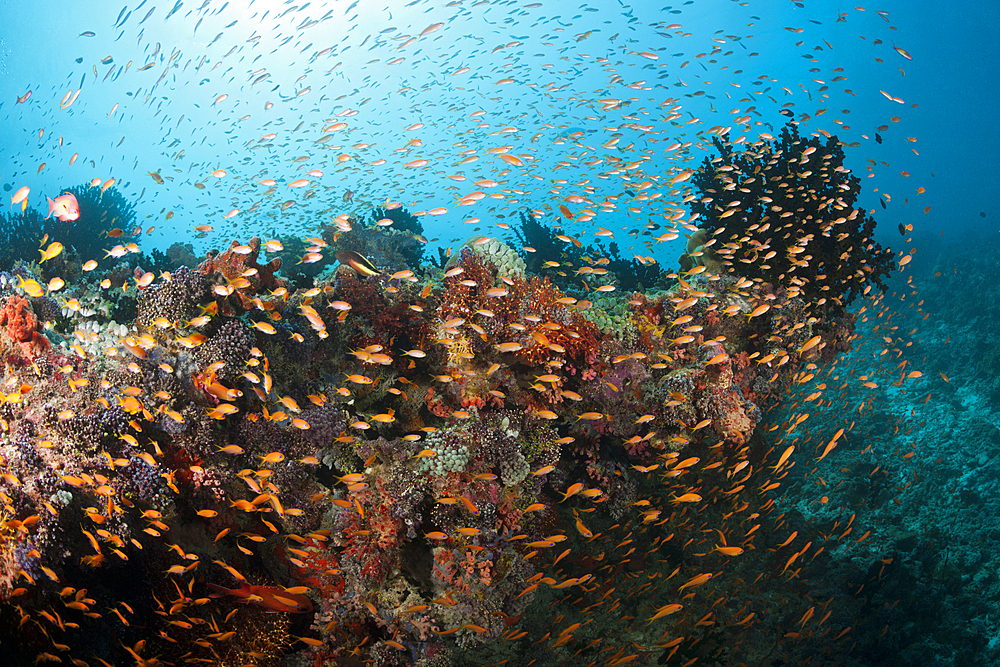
[
  {"left": 510, "top": 275, "right": 602, "bottom": 366},
  {"left": 340, "top": 483, "right": 402, "bottom": 583},
  {"left": 434, "top": 251, "right": 602, "bottom": 367},
  {"left": 283, "top": 538, "right": 345, "bottom": 599},
  {"left": 334, "top": 269, "right": 430, "bottom": 358},
  {"left": 425, "top": 386, "right": 453, "bottom": 418},
  {"left": 432, "top": 548, "right": 492, "bottom": 592},
  {"left": 438, "top": 252, "right": 501, "bottom": 322},
  {"left": 198, "top": 237, "right": 288, "bottom": 315},
  {"left": 460, "top": 394, "right": 486, "bottom": 410},
  {"left": 0, "top": 295, "right": 50, "bottom": 359}
]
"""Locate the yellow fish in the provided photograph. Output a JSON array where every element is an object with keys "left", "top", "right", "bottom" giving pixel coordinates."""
[
  {"left": 39, "top": 241, "right": 64, "bottom": 263},
  {"left": 17, "top": 276, "right": 44, "bottom": 297}
]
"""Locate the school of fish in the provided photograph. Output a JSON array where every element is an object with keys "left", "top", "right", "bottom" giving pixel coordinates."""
[{"left": 0, "top": 1, "right": 932, "bottom": 666}]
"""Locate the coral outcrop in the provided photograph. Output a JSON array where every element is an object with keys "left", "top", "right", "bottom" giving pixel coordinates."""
[{"left": 198, "top": 237, "right": 289, "bottom": 315}]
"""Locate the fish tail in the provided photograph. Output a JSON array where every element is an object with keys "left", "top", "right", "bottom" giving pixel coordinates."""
[{"left": 206, "top": 583, "right": 237, "bottom": 597}]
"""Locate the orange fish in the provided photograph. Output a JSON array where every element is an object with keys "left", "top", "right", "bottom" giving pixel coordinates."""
[
  {"left": 560, "top": 482, "right": 584, "bottom": 502},
  {"left": 678, "top": 572, "right": 713, "bottom": 592},
  {"left": 714, "top": 546, "right": 744, "bottom": 556},
  {"left": 207, "top": 583, "right": 312, "bottom": 613},
  {"left": 647, "top": 604, "right": 684, "bottom": 624}
]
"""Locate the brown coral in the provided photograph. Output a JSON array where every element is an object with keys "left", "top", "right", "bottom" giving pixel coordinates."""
[{"left": 198, "top": 237, "right": 289, "bottom": 315}]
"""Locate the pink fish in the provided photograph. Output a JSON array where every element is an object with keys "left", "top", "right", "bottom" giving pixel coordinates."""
[
  {"left": 47, "top": 193, "right": 80, "bottom": 221},
  {"left": 10, "top": 186, "right": 29, "bottom": 209}
]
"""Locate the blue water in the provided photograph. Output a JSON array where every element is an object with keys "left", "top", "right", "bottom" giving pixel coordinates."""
[{"left": 5, "top": 0, "right": 994, "bottom": 259}]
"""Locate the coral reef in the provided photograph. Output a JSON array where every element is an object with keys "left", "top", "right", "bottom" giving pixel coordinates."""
[{"left": 0, "top": 217, "right": 870, "bottom": 667}]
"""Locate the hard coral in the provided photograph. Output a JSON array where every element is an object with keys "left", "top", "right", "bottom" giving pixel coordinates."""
[
  {"left": 678, "top": 228, "right": 725, "bottom": 275},
  {"left": 137, "top": 265, "right": 210, "bottom": 328},
  {"left": 0, "top": 294, "right": 50, "bottom": 359},
  {"left": 198, "top": 237, "right": 288, "bottom": 315},
  {"left": 194, "top": 319, "right": 253, "bottom": 384}
]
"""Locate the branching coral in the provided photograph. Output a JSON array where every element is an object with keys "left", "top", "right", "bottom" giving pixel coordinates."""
[
  {"left": 688, "top": 122, "right": 894, "bottom": 312},
  {"left": 0, "top": 208, "right": 48, "bottom": 273},
  {"left": 513, "top": 210, "right": 661, "bottom": 291},
  {"left": 198, "top": 237, "right": 288, "bottom": 316},
  {"left": 51, "top": 183, "right": 139, "bottom": 267}
]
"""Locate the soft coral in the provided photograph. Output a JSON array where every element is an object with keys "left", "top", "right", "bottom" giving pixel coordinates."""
[{"left": 0, "top": 294, "right": 49, "bottom": 360}]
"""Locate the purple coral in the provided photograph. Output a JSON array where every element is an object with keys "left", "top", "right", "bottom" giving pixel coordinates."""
[
  {"left": 194, "top": 319, "right": 253, "bottom": 383},
  {"left": 118, "top": 457, "right": 172, "bottom": 505},
  {"left": 137, "top": 265, "right": 210, "bottom": 327},
  {"left": 58, "top": 406, "right": 132, "bottom": 452}
]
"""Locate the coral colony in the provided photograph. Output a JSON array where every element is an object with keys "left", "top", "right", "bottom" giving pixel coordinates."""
[{"left": 0, "top": 127, "right": 895, "bottom": 667}]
